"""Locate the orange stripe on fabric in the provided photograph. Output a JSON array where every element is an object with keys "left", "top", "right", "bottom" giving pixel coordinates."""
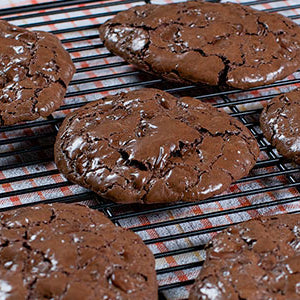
[
  {"left": 229, "top": 184, "right": 260, "bottom": 219},
  {"left": 191, "top": 204, "right": 213, "bottom": 229},
  {"left": 1, "top": 183, "right": 14, "bottom": 193},
  {"left": 167, "top": 209, "right": 204, "bottom": 263},
  {"left": 215, "top": 199, "right": 235, "bottom": 224},
  {"left": 22, "top": 167, "right": 46, "bottom": 201},
  {"left": 284, "top": 0, "right": 300, "bottom": 16},
  {"left": 95, "top": 3, "right": 128, "bottom": 88},
  {"left": 79, "top": 60, "right": 104, "bottom": 89},
  {"left": 41, "top": 14, "right": 58, "bottom": 32},
  {"left": 261, "top": 3, "right": 272, "bottom": 9},
  {"left": 10, "top": 196, "right": 21, "bottom": 205},
  {"left": 259, "top": 182, "right": 287, "bottom": 214},
  {"left": 138, "top": 215, "right": 189, "bottom": 282}
]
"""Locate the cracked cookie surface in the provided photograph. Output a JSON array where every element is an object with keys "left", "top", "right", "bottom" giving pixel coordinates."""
[
  {"left": 99, "top": 1, "right": 300, "bottom": 90},
  {"left": 54, "top": 88, "right": 259, "bottom": 204},
  {"left": 189, "top": 214, "right": 300, "bottom": 300},
  {"left": 260, "top": 89, "right": 300, "bottom": 164},
  {"left": 0, "top": 203, "right": 157, "bottom": 300},
  {"left": 0, "top": 20, "right": 75, "bottom": 126}
]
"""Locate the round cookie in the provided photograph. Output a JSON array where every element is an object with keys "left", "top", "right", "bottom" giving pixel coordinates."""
[
  {"left": 0, "top": 203, "right": 157, "bottom": 299},
  {"left": 99, "top": 2, "right": 300, "bottom": 90},
  {"left": 54, "top": 88, "right": 259, "bottom": 204},
  {"left": 0, "top": 20, "right": 75, "bottom": 126},
  {"left": 260, "top": 89, "right": 300, "bottom": 164},
  {"left": 189, "top": 214, "right": 300, "bottom": 300}
]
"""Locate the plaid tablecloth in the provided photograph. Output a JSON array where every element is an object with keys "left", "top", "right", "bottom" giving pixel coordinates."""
[{"left": 0, "top": 0, "right": 300, "bottom": 299}]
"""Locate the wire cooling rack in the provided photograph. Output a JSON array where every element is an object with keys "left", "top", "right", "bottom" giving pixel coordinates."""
[{"left": 0, "top": 0, "right": 300, "bottom": 299}]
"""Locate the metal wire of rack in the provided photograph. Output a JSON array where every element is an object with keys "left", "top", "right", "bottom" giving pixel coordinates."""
[{"left": 0, "top": 0, "right": 300, "bottom": 299}]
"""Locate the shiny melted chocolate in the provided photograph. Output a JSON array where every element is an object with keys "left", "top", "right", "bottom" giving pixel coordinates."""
[
  {"left": 0, "top": 203, "right": 157, "bottom": 299},
  {"left": 189, "top": 214, "right": 300, "bottom": 300},
  {"left": 0, "top": 20, "right": 75, "bottom": 126},
  {"left": 260, "top": 88, "right": 300, "bottom": 164},
  {"left": 99, "top": 2, "right": 300, "bottom": 90},
  {"left": 54, "top": 88, "right": 259, "bottom": 204}
]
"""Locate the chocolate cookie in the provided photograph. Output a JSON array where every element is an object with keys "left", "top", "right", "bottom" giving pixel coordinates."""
[
  {"left": 99, "top": 2, "right": 300, "bottom": 90},
  {"left": 0, "top": 20, "right": 75, "bottom": 126},
  {"left": 54, "top": 88, "right": 259, "bottom": 204},
  {"left": 189, "top": 214, "right": 300, "bottom": 300},
  {"left": 260, "top": 89, "right": 300, "bottom": 164},
  {"left": 0, "top": 203, "right": 157, "bottom": 299}
]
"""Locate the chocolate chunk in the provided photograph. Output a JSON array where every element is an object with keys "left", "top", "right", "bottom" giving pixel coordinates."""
[
  {"left": 0, "top": 203, "right": 157, "bottom": 299},
  {"left": 54, "top": 88, "right": 259, "bottom": 204},
  {"left": 189, "top": 214, "right": 300, "bottom": 300},
  {"left": 260, "top": 89, "right": 300, "bottom": 164},
  {"left": 99, "top": 2, "right": 300, "bottom": 90},
  {"left": 0, "top": 20, "right": 75, "bottom": 126}
]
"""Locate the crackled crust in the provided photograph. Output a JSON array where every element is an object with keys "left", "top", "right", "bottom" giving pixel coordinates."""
[
  {"left": 0, "top": 20, "right": 75, "bottom": 126},
  {"left": 54, "top": 88, "right": 259, "bottom": 204},
  {"left": 260, "top": 89, "right": 300, "bottom": 164},
  {"left": 99, "top": 2, "right": 300, "bottom": 90},
  {"left": 0, "top": 203, "right": 157, "bottom": 299},
  {"left": 189, "top": 214, "right": 300, "bottom": 300}
]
